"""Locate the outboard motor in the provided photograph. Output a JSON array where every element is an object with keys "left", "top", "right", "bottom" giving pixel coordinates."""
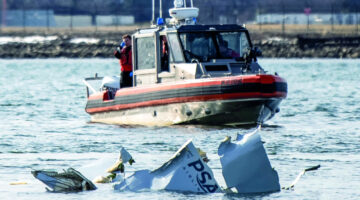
[{"left": 101, "top": 76, "right": 120, "bottom": 100}]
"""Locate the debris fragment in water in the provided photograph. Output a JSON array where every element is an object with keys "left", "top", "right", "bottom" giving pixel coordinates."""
[
  {"left": 218, "top": 127, "right": 281, "bottom": 193},
  {"left": 107, "top": 147, "right": 135, "bottom": 173},
  {"left": 114, "top": 139, "right": 220, "bottom": 193},
  {"left": 32, "top": 128, "right": 318, "bottom": 194},
  {"left": 197, "top": 148, "right": 210, "bottom": 163},
  {"left": 9, "top": 181, "right": 28, "bottom": 185},
  {"left": 114, "top": 127, "right": 281, "bottom": 194},
  {"left": 94, "top": 147, "right": 135, "bottom": 183},
  {"left": 282, "top": 165, "right": 321, "bottom": 190},
  {"left": 31, "top": 168, "right": 96, "bottom": 192}
]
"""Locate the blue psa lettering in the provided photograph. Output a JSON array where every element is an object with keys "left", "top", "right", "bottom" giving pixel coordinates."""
[
  {"left": 188, "top": 159, "right": 204, "bottom": 171},
  {"left": 198, "top": 171, "right": 212, "bottom": 183},
  {"left": 188, "top": 159, "right": 218, "bottom": 193}
]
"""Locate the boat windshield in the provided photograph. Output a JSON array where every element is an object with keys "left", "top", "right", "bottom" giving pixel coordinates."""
[{"left": 179, "top": 31, "right": 250, "bottom": 62}]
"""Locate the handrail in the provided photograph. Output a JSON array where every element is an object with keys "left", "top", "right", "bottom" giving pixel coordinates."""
[{"left": 82, "top": 79, "right": 98, "bottom": 94}]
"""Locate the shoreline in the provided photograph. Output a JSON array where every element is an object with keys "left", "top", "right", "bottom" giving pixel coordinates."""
[{"left": 0, "top": 27, "right": 359, "bottom": 59}]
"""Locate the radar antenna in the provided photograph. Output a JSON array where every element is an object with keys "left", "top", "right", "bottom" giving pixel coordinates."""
[
  {"left": 152, "top": 0, "right": 199, "bottom": 26},
  {"left": 169, "top": 0, "right": 199, "bottom": 25}
]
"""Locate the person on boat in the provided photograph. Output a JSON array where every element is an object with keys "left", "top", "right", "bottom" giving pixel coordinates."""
[
  {"left": 160, "top": 36, "right": 169, "bottom": 72},
  {"left": 219, "top": 40, "right": 240, "bottom": 58},
  {"left": 114, "top": 34, "right": 133, "bottom": 88}
]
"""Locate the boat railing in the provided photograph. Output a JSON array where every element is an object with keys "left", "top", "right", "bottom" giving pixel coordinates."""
[{"left": 83, "top": 74, "right": 104, "bottom": 98}]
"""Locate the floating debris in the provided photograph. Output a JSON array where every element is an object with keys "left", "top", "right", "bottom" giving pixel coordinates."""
[
  {"left": 114, "top": 139, "right": 220, "bottom": 193},
  {"left": 93, "top": 147, "right": 135, "bottom": 183},
  {"left": 31, "top": 128, "right": 319, "bottom": 194},
  {"left": 107, "top": 147, "right": 135, "bottom": 173},
  {"left": 9, "top": 181, "right": 28, "bottom": 185},
  {"left": 31, "top": 168, "right": 96, "bottom": 192},
  {"left": 282, "top": 165, "right": 321, "bottom": 190},
  {"left": 218, "top": 127, "right": 280, "bottom": 193}
]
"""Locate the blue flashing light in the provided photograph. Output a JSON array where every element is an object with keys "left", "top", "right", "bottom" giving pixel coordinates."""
[{"left": 157, "top": 18, "right": 164, "bottom": 26}]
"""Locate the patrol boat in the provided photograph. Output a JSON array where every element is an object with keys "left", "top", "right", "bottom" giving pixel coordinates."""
[{"left": 84, "top": 0, "right": 287, "bottom": 126}]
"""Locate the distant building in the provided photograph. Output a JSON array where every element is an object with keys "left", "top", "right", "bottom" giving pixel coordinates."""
[
  {"left": 3, "top": 10, "right": 56, "bottom": 27},
  {"left": 1, "top": 10, "right": 134, "bottom": 27},
  {"left": 55, "top": 15, "right": 134, "bottom": 27},
  {"left": 255, "top": 13, "right": 359, "bottom": 25}
]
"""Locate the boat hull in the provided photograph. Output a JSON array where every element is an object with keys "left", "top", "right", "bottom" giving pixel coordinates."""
[
  {"left": 86, "top": 74, "right": 287, "bottom": 126},
  {"left": 89, "top": 98, "right": 281, "bottom": 126}
]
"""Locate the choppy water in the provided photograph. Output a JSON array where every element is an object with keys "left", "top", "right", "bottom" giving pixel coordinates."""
[{"left": 0, "top": 58, "right": 359, "bottom": 199}]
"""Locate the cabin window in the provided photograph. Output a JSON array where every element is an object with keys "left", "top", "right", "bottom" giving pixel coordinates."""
[
  {"left": 180, "top": 33, "right": 216, "bottom": 61},
  {"left": 239, "top": 33, "right": 250, "bottom": 57},
  {"left": 180, "top": 33, "right": 216, "bottom": 62},
  {"left": 179, "top": 31, "right": 251, "bottom": 62},
  {"left": 135, "top": 37, "right": 156, "bottom": 70},
  {"left": 167, "top": 33, "right": 184, "bottom": 62},
  {"left": 216, "top": 32, "right": 250, "bottom": 58}
]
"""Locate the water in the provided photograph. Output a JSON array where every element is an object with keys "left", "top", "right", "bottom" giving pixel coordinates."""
[{"left": 0, "top": 58, "right": 359, "bottom": 199}]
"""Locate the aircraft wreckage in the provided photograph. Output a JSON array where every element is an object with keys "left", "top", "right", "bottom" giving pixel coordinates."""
[{"left": 31, "top": 127, "right": 319, "bottom": 194}]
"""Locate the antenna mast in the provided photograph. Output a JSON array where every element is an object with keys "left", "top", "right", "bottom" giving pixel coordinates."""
[
  {"left": 152, "top": 0, "right": 155, "bottom": 25},
  {"left": 160, "top": 0, "right": 162, "bottom": 18}
]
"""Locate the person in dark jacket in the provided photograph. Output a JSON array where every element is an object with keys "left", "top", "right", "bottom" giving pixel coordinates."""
[
  {"left": 114, "top": 34, "right": 133, "bottom": 88},
  {"left": 160, "top": 36, "right": 169, "bottom": 72}
]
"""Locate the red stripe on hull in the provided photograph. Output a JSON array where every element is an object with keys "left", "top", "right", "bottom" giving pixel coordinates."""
[
  {"left": 86, "top": 91, "right": 286, "bottom": 114},
  {"left": 88, "top": 74, "right": 286, "bottom": 101}
]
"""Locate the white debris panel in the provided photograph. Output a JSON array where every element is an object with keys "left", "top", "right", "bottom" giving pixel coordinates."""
[
  {"left": 218, "top": 128, "right": 280, "bottom": 193},
  {"left": 33, "top": 127, "right": 281, "bottom": 194},
  {"left": 114, "top": 139, "right": 220, "bottom": 193}
]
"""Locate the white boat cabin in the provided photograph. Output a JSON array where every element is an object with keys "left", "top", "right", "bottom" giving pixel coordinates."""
[{"left": 132, "top": 24, "right": 264, "bottom": 87}]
